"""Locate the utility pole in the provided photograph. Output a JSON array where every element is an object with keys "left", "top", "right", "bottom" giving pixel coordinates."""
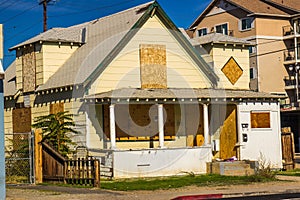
[{"left": 39, "top": 0, "right": 56, "bottom": 32}]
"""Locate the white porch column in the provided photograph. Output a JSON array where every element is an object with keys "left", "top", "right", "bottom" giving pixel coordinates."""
[
  {"left": 158, "top": 104, "right": 165, "bottom": 148},
  {"left": 109, "top": 104, "right": 116, "bottom": 149},
  {"left": 203, "top": 104, "right": 210, "bottom": 146}
]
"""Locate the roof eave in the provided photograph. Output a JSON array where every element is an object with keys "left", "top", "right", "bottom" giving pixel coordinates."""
[
  {"left": 247, "top": 13, "right": 291, "bottom": 18},
  {"left": 9, "top": 40, "right": 85, "bottom": 51}
]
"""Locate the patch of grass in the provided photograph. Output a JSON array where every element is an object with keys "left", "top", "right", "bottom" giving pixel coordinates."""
[
  {"left": 278, "top": 169, "right": 300, "bottom": 177},
  {"left": 100, "top": 174, "right": 277, "bottom": 191}
]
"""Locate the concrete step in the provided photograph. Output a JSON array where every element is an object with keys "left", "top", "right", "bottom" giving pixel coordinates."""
[{"left": 207, "top": 161, "right": 255, "bottom": 176}]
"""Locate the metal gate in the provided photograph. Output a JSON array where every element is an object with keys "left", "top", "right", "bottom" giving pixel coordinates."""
[{"left": 5, "top": 132, "right": 35, "bottom": 184}]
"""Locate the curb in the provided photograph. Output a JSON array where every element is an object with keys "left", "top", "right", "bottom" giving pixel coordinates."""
[{"left": 171, "top": 194, "right": 223, "bottom": 200}]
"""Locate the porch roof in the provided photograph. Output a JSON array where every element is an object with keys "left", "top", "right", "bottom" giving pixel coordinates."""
[{"left": 84, "top": 88, "right": 283, "bottom": 102}]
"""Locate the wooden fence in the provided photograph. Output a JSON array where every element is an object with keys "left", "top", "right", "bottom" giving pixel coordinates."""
[{"left": 38, "top": 141, "right": 100, "bottom": 187}]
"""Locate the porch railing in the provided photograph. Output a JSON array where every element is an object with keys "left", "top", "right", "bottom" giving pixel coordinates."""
[
  {"left": 283, "top": 48, "right": 300, "bottom": 62},
  {"left": 284, "top": 75, "right": 300, "bottom": 87},
  {"left": 283, "top": 24, "right": 300, "bottom": 36}
]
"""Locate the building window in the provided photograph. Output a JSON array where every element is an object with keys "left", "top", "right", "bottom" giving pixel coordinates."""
[
  {"left": 240, "top": 18, "right": 253, "bottom": 31},
  {"left": 197, "top": 28, "right": 207, "bottom": 37},
  {"left": 251, "top": 112, "right": 271, "bottom": 128},
  {"left": 250, "top": 68, "right": 255, "bottom": 79},
  {"left": 215, "top": 23, "right": 228, "bottom": 35},
  {"left": 249, "top": 46, "right": 256, "bottom": 54}
]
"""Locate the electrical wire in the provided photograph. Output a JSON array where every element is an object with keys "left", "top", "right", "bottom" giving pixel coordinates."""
[
  {"left": 1, "top": 4, "right": 40, "bottom": 23},
  {"left": 48, "top": 0, "right": 139, "bottom": 17}
]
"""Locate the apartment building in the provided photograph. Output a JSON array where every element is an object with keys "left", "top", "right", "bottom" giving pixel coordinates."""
[{"left": 188, "top": 0, "right": 300, "bottom": 152}]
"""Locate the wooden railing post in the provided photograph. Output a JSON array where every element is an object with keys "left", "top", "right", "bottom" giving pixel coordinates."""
[
  {"left": 34, "top": 129, "right": 43, "bottom": 184},
  {"left": 94, "top": 159, "right": 100, "bottom": 188}
]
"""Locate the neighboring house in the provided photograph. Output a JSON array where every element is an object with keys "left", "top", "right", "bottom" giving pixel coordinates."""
[
  {"left": 4, "top": 1, "right": 283, "bottom": 178},
  {"left": 188, "top": 0, "right": 300, "bottom": 153}
]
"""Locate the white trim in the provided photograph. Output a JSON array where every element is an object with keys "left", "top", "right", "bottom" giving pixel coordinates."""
[
  {"left": 242, "top": 35, "right": 283, "bottom": 41},
  {"left": 158, "top": 104, "right": 164, "bottom": 148},
  {"left": 109, "top": 104, "right": 116, "bottom": 149},
  {"left": 214, "top": 22, "right": 229, "bottom": 35},
  {"left": 203, "top": 104, "right": 209, "bottom": 145}
]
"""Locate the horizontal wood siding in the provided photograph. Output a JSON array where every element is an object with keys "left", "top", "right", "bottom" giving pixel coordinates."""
[{"left": 90, "top": 15, "right": 212, "bottom": 94}]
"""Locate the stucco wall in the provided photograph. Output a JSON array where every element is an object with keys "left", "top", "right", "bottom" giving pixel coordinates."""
[
  {"left": 112, "top": 147, "right": 212, "bottom": 178},
  {"left": 238, "top": 102, "right": 282, "bottom": 168}
]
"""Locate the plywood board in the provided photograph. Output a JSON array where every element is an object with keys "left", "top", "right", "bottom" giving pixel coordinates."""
[
  {"left": 140, "top": 44, "right": 167, "bottom": 89},
  {"left": 50, "top": 102, "right": 64, "bottom": 114},
  {"left": 251, "top": 112, "right": 270, "bottom": 128},
  {"left": 12, "top": 107, "right": 32, "bottom": 133},
  {"left": 22, "top": 46, "right": 36, "bottom": 93},
  {"left": 185, "top": 104, "right": 204, "bottom": 147},
  {"left": 220, "top": 105, "right": 237, "bottom": 160},
  {"left": 221, "top": 57, "right": 243, "bottom": 85}
]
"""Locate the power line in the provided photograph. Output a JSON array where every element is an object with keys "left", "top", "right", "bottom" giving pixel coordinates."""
[
  {"left": 0, "top": 0, "right": 23, "bottom": 14},
  {"left": 49, "top": 0, "right": 137, "bottom": 18},
  {"left": 1, "top": 4, "right": 39, "bottom": 23}
]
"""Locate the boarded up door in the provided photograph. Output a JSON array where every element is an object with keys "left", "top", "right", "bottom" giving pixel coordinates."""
[
  {"left": 220, "top": 105, "right": 237, "bottom": 159},
  {"left": 281, "top": 127, "right": 295, "bottom": 170}
]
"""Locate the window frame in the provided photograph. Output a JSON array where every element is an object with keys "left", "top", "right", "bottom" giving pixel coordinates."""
[
  {"left": 240, "top": 17, "right": 253, "bottom": 31},
  {"left": 197, "top": 28, "right": 208, "bottom": 37},
  {"left": 215, "top": 23, "right": 229, "bottom": 35}
]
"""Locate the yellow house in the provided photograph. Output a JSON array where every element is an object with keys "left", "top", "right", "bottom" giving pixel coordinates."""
[{"left": 4, "top": 1, "right": 283, "bottom": 178}]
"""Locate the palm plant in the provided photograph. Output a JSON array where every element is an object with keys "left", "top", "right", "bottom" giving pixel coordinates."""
[{"left": 32, "top": 111, "right": 79, "bottom": 157}]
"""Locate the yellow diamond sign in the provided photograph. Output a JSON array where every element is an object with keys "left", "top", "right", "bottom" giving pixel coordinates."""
[{"left": 221, "top": 57, "right": 243, "bottom": 85}]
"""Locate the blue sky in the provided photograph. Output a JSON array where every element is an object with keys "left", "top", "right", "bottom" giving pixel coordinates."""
[{"left": 1, "top": 0, "right": 211, "bottom": 69}]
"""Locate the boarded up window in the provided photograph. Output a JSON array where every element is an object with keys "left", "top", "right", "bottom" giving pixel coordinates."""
[
  {"left": 22, "top": 46, "right": 36, "bottom": 93},
  {"left": 251, "top": 112, "right": 270, "bottom": 128},
  {"left": 140, "top": 44, "right": 167, "bottom": 89},
  {"left": 50, "top": 102, "right": 64, "bottom": 114},
  {"left": 221, "top": 57, "right": 243, "bottom": 85},
  {"left": 12, "top": 107, "right": 32, "bottom": 133}
]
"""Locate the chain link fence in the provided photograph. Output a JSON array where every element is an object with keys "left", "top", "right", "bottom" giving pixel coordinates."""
[{"left": 5, "top": 132, "right": 34, "bottom": 184}]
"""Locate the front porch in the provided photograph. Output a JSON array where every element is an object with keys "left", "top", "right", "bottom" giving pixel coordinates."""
[{"left": 83, "top": 88, "right": 282, "bottom": 178}]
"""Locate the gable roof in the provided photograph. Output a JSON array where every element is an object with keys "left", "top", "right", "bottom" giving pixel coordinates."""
[
  {"left": 34, "top": 1, "right": 218, "bottom": 91},
  {"left": 189, "top": 0, "right": 294, "bottom": 29},
  {"left": 10, "top": 23, "right": 87, "bottom": 50},
  {"left": 265, "top": 0, "right": 300, "bottom": 12}
]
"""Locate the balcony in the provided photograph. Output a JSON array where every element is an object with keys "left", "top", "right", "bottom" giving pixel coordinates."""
[
  {"left": 284, "top": 75, "right": 300, "bottom": 90},
  {"left": 282, "top": 24, "right": 300, "bottom": 38},
  {"left": 283, "top": 48, "right": 300, "bottom": 64}
]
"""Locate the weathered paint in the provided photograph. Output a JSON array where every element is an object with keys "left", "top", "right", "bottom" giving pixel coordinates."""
[
  {"left": 211, "top": 44, "right": 250, "bottom": 90},
  {"left": 89, "top": 15, "right": 212, "bottom": 94},
  {"left": 112, "top": 147, "right": 212, "bottom": 178},
  {"left": 238, "top": 102, "right": 282, "bottom": 168}
]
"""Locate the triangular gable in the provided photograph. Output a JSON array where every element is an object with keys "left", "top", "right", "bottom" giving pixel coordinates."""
[{"left": 84, "top": 1, "right": 219, "bottom": 89}]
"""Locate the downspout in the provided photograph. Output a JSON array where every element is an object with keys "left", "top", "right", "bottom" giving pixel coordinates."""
[
  {"left": 294, "top": 19, "right": 300, "bottom": 103},
  {"left": 0, "top": 24, "right": 5, "bottom": 199}
]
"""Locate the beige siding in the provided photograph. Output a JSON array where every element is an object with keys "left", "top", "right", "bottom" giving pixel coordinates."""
[
  {"left": 4, "top": 109, "right": 13, "bottom": 134},
  {"left": 90, "top": 15, "right": 212, "bottom": 94},
  {"left": 256, "top": 38, "right": 288, "bottom": 93},
  {"left": 42, "top": 43, "right": 79, "bottom": 85},
  {"left": 15, "top": 51, "right": 22, "bottom": 91},
  {"left": 193, "top": 7, "right": 255, "bottom": 38},
  {"left": 212, "top": 44, "right": 250, "bottom": 89},
  {"left": 255, "top": 18, "right": 290, "bottom": 36}
]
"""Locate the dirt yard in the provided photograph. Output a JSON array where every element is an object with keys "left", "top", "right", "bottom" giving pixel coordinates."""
[{"left": 6, "top": 176, "right": 300, "bottom": 200}]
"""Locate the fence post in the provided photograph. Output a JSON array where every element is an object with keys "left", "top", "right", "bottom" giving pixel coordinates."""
[
  {"left": 34, "top": 129, "right": 43, "bottom": 184},
  {"left": 94, "top": 159, "right": 100, "bottom": 188}
]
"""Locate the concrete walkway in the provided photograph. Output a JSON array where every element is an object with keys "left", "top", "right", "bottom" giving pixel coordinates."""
[{"left": 6, "top": 176, "right": 300, "bottom": 200}]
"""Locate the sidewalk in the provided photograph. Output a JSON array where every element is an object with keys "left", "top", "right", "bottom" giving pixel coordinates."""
[{"left": 6, "top": 175, "right": 300, "bottom": 200}]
